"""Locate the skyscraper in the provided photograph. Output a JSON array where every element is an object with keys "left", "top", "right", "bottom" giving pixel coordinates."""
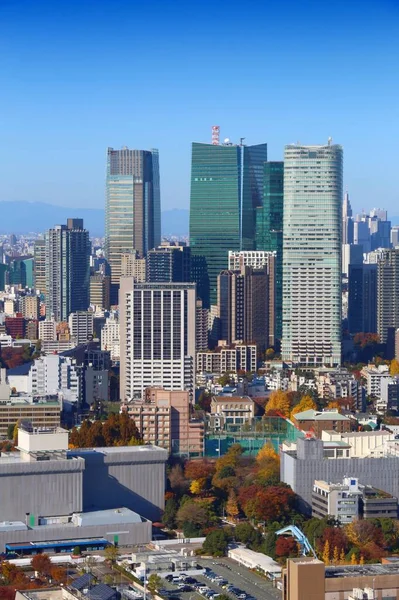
[
  {"left": 189, "top": 140, "right": 267, "bottom": 307},
  {"left": 342, "top": 192, "right": 354, "bottom": 245},
  {"left": 119, "top": 279, "right": 196, "bottom": 401},
  {"left": 147, "top": 242, "right": 191, "bottom": 283},
  {"left": 105, "top": 147, "right": 161, "bottom": 299},
  {"left": 33, "top": 239, "right": 46, "bottom": 294},
  {"left": 348, "top": 263, "right": 377, "bottom": 334},
  {"left": 256, "top": 161, "right": 284, "bottom": 340},
  {"left": 377, "top": 248, "right": 399, "bottom": 343},
  {"left": 282, "top": 142, "right": 343, "bottom": 367},
  {"left": 45, "top": 219, "right": 90, "bottom": 321}
]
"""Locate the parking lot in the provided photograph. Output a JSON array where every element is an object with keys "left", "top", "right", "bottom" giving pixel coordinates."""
[{"left": 159, "top": 559, "right": 281, "bottom": 600}]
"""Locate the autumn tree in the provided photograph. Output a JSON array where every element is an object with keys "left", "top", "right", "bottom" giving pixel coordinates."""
[
  {"left": 322, "top": 540, "right": 330, "bottom": 565},
  {"left": 226, "top": 490, "right": 240, "bottom": 520},
  {"left": 147, "top": 574, "right": 162, "bottom": 593},
  {"left": 104, "top": 545, "right": 119, "bottom": 563},
  {"left": 255, "top": 442, "right": 280, "bottom": 484},
  {"left": 390, "top": 359, "right": 399, "bottom": 376},
  {"left": 168, "top": 464, "right": 189, "bottom": 496},
  {"left": 345, "top": 519, "right": 383, "bottom": 548},
  {"left": 50, "top": 565, "right": 68, "bottom": 584},
  {"left": 291, "top": 395, "right": 317, "bottom": 420},
  {"left": 176, "top": 500, "right": 209, "bottom": 534},
  {"left": 332, "top": 546, "right": 339, "bottom": 565},
  {"left": 265, "top": 390, "right": 291, "bottom": 418},
  {"left": 238, "top": 484, "right": 296, "bottom": 522},
  {"left": 275, "top": 536, "right": 298, "bottom": 558},
  {"left": 31, "top": 553, "right": 52, "bottom": 576}
]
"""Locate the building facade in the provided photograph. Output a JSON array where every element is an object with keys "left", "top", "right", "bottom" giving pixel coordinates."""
[
  {"left": 33, "top": 239, "right": 46, "bottom": 294},
  {"left": 189, "top": 141, "right": 267, "bottom": 307},
  {"left": 147, "top": 242, "right": 191, "bottom": 283},
  {"left": 68, "top": 311, "right": 94, "bottom": 345},
  {"left": 282, "top": 143, "right": 343, "bottom": 367},
  {"left": 377, "top": 248, "right": 399, "bottom": 343},
  {"left": 119, "top": 279, "right": 196, "bottom": 401}
]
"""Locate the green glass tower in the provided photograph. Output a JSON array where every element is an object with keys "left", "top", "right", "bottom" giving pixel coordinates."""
[
  {"left": 189, "top": 141, "right": 267, "bottom": 307},
  {"left": 256, "top": 162, "right": 284, "bottom": 340}
]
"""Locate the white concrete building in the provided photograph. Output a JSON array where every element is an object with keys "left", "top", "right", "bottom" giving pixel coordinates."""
[
  {"left": 101, "top": 316, "right": 120, "bottom": 361},
  {"left": 38, "top": 319, "right": 57, "bottom": 342},
  {"left": 68, "top": 311, "right": 94, "bottom": 345}
]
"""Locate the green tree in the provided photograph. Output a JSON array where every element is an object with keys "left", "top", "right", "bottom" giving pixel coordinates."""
[
  {"left": 104, "top": 544, "right": 119, "bottom": 563},
  {"left": 72, "top": 546, "right": 81, "bottom": 556},
  {"left": 6, "top": 423, "right": 16, "bottom": 440},
  {"left": 147, "top": 573, "right": 162, "bottom": 593},
  {"left": 262, "top": 532, "right": 277, "bottom": 559},
  {"left": 203, "top": 530, "right": 228, "bottom": 557},
  {"left": 163, "top": 497, "right": 178, "bottom": 529}
]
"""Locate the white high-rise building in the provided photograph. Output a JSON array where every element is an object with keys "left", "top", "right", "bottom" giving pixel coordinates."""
[
  {"left": 119, "top": 278, "right": 196, "bottom": 401},
  {"left": 101, "top": 316, "right": 120, "bottom": 361},
  {"left": 228, "top": 250, "right": 276, "bottom": 271},
  {"left": 282, "top": 142, "right": 343, "bottom": 367},
  {"left": 68, "top": 311, "right": 94, "bottom": 345}
]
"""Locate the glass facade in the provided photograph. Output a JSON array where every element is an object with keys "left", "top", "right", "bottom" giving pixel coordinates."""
[
  {"left": 256, "top": 161, "right": 284, "bottom": 340},
  {"left": 189, "top": 142, "right": 267, "bottom": 307},
  {"left": 282, "top": 144, "right": 343, "bottom": 367}
]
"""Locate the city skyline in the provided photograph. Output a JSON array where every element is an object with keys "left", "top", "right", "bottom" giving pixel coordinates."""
[{"left": 0, "top": 0, "right": 398, "bottom": 213}]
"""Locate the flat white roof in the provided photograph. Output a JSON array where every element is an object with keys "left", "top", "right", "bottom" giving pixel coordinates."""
[{"left": 228, "top": 546, "right": 281, "bottom": 574}]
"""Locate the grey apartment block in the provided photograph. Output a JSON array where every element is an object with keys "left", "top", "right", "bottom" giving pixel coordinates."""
[
  {"left": 69, "top": 446, "right": 167, "bottom": 521},
  {"left": 0, "top": 456, "right": 84, "bottom": 522},
  {"left": 281, "top": 437, "right": 399, "bottom": 514}
]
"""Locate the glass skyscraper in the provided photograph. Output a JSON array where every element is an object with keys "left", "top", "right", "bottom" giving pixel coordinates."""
[
  {"left": 282, "top": 143, "right": 343, "bottom": 367},
  {"left": 189, "top": 141, "right": 267, "bottom": 307},
  {"left": 105, "top": 147, "right": 161, "bottom": 299},
  {"left": 256, "top": 161, "right": 284, "bottom": 341}
]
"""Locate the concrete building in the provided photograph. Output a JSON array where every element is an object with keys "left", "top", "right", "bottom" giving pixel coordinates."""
[
  {"left": 342, "top": 192, "right": 354, "bottom": 246},
  {"left": 282, "top": 143, "right": 342, "bottom": 367},
  {"left": 0, "top": 424, "right": 167, "bottom": 552},
  {"left": 377, "top": 248, "right": 399, "bottom": 343},
  {"left": 101, "top": 316, "right": 120, "bottom": 361},
  {"left": 342, "top": 243, "right": 363, "bottom": 277},
  {"left": 119, "top": 279, "right": 196, "bottom": 401},
  {"left": 379, "top": 376, "right": 399, "bottom": 413},
  {"left": 197, "top": 344, "right": 257, "bottom": 375},
  {"left": 363, "top": 364, "right": 390, "bottom": 399},
  {"left": 147, "top": 242, "right": 191, "bottom": 283},
  {"left": 196, "top": 299, "right": 209, "bottom": 351},
  {"left": 20, "top": 295, "right": 40, "bottom": 320},
  {"left": 38, "top": 318, "right": 57, "bottom": 341},
  {"left": 292, "top": 409, "right": 351, "bottom": 438},
  {"left": 89, "top": 273, "right": 110, "bottom": 311},
  {"left": 348, "top": 263, "right": 378, "bottom": 334},
  {"left": 283, "top": 557, "right": 399, "bottom": 600},
  {"left": 312, "top": 477, "right": 361, "bottom": 523},
  {"left": 120, "top": 250, "right": 147, "bottom": 281},
  {"left": 121, "top": 388, "right": 204, "bottom": 456},
  {"left": 210, "top": 395, "right": 255, "bottom": 430},
  {"left": 27, "top": 354, "right": 82, "bottom": 403},
  {"left": 0, "top": 394, "right": 61, "bottom": 438},
  {"left": 68, "top": 311, "right": 94, "bottom": 345},
  {"left": 33, "top": 239, "right": 46, "bottom": 294}
]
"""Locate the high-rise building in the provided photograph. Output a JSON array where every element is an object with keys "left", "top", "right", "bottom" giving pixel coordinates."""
[
  {"left": 282, "top": 143, "right": 343, "bottom": 367},
  {"left": 20, "top": 295, "right": 40, "bottom": 320},
  {"left": 196, "top": 299, "right": 209, "bottom": 351},
  {"left": 147, "top": 242, "right": 191, "bottom": 283},
  {"left": 341, "top": 243, "right": 363, "bottom": 277},
  {"left": 377, "top": 248, "right": 399, "bottom": 343},
  {"left": 119, "top": 279, "right": 196, "bottom": 401},
  {"left": 256, "top": 161, "right": 283, "bottom": 340},
  {"left": 348, "top": 264, "right": 377, "bottom": 334},
  {"left": 217, "top": 263, "right": 274, "bottom": 349},
  {"left": 33, "top": 239, "right": 46, "bottom": 294},
  {"left": 120, "top": 251, "right": 147, "bottom": 282},
  {"left": 189, "top": 140, "right": 267, "bottom": 306},
  {"left": 89, "top": 273, "right": 111, "bottom": 311},
  {"left": 105, "top": 147, "right": 161, "bottom": 298},
  {"left": 101, "top": 316, "right": 120, "bottom": 361},
  {"left": 45, "top": 219, "right": 90, "bottom": 321},
  {"left": 68, "top": 311, "right": 94, "bottom": 345},
  {"left": 342, "top": 192, "right": 354, "bottom": 245},
  {"left": 391, "top": 226, "right": 399, "bottom": 247}
]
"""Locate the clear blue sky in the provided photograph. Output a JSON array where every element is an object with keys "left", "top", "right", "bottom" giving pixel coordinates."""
[{"left": 0, "top": 0, "right": 398, "bottom": 215}]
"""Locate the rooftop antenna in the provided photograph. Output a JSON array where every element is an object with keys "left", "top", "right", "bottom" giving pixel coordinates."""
[
  {"left": 328, "top": 136, "right": 332, "bottom": 146},
  {"left": 240, "top": 137, "right": 246, "bottom": 146},
  {"left": 212, "top": 125, "right": 220, "bottom": 145}
]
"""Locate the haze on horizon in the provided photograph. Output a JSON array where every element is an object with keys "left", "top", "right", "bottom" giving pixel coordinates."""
[{"left": 0, "top": 0, "right": 398, "bottom": 215}]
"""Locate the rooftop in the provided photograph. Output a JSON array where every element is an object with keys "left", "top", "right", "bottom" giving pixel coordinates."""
[
  {"left": 325, "top": 563, "right": 399, "bottom": 578},
  {"left": 294, "top": 409, "right": 350, "bottom": 422}
]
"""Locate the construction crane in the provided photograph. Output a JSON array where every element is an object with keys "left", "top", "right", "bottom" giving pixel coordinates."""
[{"left": 275, "top": 525, "right": 317, "bottom": 558}]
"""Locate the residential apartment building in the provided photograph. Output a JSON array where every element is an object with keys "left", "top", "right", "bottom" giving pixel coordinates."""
[
  {"left": 120, "top": 251, "right": 147, "bottom": 282},
  {"left": 89, "top": 273, "right": 110, "bottom": 311},
  {"left": 282, "top": 143, "right": 342, "bottom": 367},
  {"left": 33, "top": 239, "right": 46, "bottom": 294},
  {"left": 197, "top": 344, "right": 257, "bottom": 374},
  {"left": 377, "top": 248, "right": 399, "bottom": 343},
  {"left": 196, "top": 299, "right": 209, "bottom": 351},
  {"left": 68, "top": 311, "right": 94, "bottom": 345},
  {"left": 101, "top": 316, "right": 120, "bottom": 361},
  {"left": 119, "top": 279, "right": 196, "bottom": 401},
  {"left": 38, "top": 318, "right": 57, "bottom": 341},
  {"left": 20, "top": 295, "right": 40, "bottom": 320}
]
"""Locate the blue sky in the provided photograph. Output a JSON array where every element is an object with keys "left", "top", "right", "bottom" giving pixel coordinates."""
[{"left": 0, "top": 0, "right": 398, "bottom": 215}]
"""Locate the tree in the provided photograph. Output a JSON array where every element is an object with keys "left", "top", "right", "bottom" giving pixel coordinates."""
[
  {"left": 168, "top": 464, "right": 189, "bottom": 496},
  {"left": 275, "top": 536, "right": 297, "bottom": 558},
  {"left": 147, "top": 573, "right": 162, "bottom": 593},
  {"left": 190, "top": 478, "right": 206, "bottom": 495},
  {"left": 262, "top": 532, "right": 277, "bottom": 559},
  {"left": 339, "top": 548, "right": 346, "bottom": 565},
  {"left": 265, "top": 390, "right": 291, "bottom": 417},
  {"left": 203, "top": 530, "right": 228, "bottom": 557},
  {"left": 390, "top": 359, "right": 399, "bottom": 376},
  {"left": 73, "top": 546, "right": 81, "bottom": 556},
  {"left": 163, "top": 497, "right": 178, "bottom": 529},
  {"left": 226, "top": 490, "right": 240, "bottom": 520},
  {"left": 185, "top": 459, "right": 215, "bottom": 482},
  {"left": 239, "top": 484, "right": 296, "bottom": 522},
  {"left": 322, "top": 540, "right": 330, "bottom": 565},
  {"left": 351, "top": 552, "right": 357, "bottom": 565},
  {"left": 291, "top": 395, "right": 317, "bottom": 419},
  {"left": 332, "top": 546, "right": 339, "bottom": 565},
  {"left": 265, "top": 348, "right": 275, "bottom": 360},
  {"left": 50, "top": 565, "right": 67, "bottom": 584},
  {"left": 235, "top": 522, "right": 261, "bottom": 546},
  {"left": 104, "top": 544, "right": 119, "bottom": 563},
  {"left": 31, "top": 553, "right": 52, "bottom": 576},
  {"left": 345, "top": 519, "right": 383, "bottom": 548},
  {"left": 6, "top": 423, "right": 16, "bottom": 440},
  {"left": 255, "top": 443, "right": 280, "bottom": 484},
  {"left": 176, "top": 501, "right": 209, "bottom": 532}
]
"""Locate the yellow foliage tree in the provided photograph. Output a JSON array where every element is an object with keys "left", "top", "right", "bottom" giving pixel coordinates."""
[
  {"left": 359, "top": 555, "right": 364, "bottom": 565},
  {"left": 291, "top": 395, "right": 317, "bottom": 420},
  {"left": 326, "top": 401, "right": 341, "bottom": 412},
  {"left": 351, "top": 553, "right": 357, "bottom": 565},
  {"left": 322, "top": 540, "right": 330, "bottom": 565},
  {"left": 390, "top": 359, "right": 399, "bottom": 376},
  {"left": 339, "top": 548, "right": 346, "bottom": 565},
  {"left": 226, "top": 490, "right": 240, "bottom": 520},
  {"left": 190, "top": 478, "right": 206, "bottom": 495},
  {"left": 332, "top": 546, "right": 339, "bottom": 565},
  {"left": 265, "top": 390, "right": 291, "bottom": 418},
  {"left": 255, "top": 442, "right": 280, "bottom": 482}
]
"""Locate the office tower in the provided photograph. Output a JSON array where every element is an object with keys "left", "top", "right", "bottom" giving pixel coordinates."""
[
  {"left": 391, "top": 226, "right": 399, "bottom": 247},
  {"left": 105, "top": 147, "right": 161, "bottom": 299},
  {"left": 282, "top": 142, "right": 343, "bottom": 367},
  {"left": 8, "top": 257, "right": 34, "bottom": 288},
  {"left": 370, "top": 208, "right": 388, "bottom": 221},
  {"left": 45, "top": 219, "right": 90, "bottom": 321},
  {"left": 217, "top": 263, "right": 274, "bottom": 349},
  {"left": 189, "top": 140, "right": 267, "bottom": 306},
  {"left": 342, "top": 192, "right": 354, "bottom": 245},
  {"left": 68, "top": 311, "right": 94, "bottom": 344},
  {"left": 348, "top": 263, "right": 377, "bottom": 333},
  {"left": 256, "top": 161, "right": 283, "bottom": 339},
  {"left": 196, "top": 299, "right": 209, "bottom": 351},
  {"left": 119, "top": 279, "right": 196, "bottom": 401},
  {"left": 369, "top": 216, "right": 391, "bottom": 250},
  {"left": 341, "top": 243, "right": 363, "bottom": 277},
  {"left": 147, "top": 242, "right": 191, "bottom": 283},
  {"left": 89, "top": 273, "right": 111, "bottom": 311},
  {"left": 120, "top": 251, "right": 147, "bottom": 282},
  {"left": 33, "top": 239, "right": 46, "bottom": 294},
  {"left": 377, "top": 249, "right": 399, "bottom": 343},
  {"left": 354, "top": 219, "right": 371, "bottom": 253}
]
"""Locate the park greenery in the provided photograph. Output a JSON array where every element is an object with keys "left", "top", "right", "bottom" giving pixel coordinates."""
[{"left": 69, "top": 412, "right": 142, "bottom": 448}]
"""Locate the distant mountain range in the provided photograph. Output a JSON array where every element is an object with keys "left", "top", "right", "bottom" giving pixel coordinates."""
[{"left": 0, "top": 201, "right": 189, "bottom": 238}]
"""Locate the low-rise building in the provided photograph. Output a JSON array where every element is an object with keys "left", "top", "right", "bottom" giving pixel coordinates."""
[
  {"left": 363, "top": 364, "right": 390, "bottom": 398},
  {"left": 228, "top": 546, "right": 281, "bottom": 580},
  {"left": 292, "top": 409, "right": 351, "bottom": 438},
  {"left": 210, "top": 395, "right": 255, "bottom": 430},
  {"left": 0, "top": 394, "right": 61, "bottom": 438},
  {"left": 197, "top": 344, "right": 257, "bottom": 375},
  {"left": 379, "top": 376, "right": 399, "bottom": 413}
]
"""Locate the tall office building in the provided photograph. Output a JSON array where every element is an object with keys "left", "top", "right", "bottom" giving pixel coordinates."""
[
  {"left": 33, "top": 239, "right": 46, "bottom": 294},
  {"left": 121, "top": 251, "right": 147, "bottom": 282},
  {"left": 147, "top": 242, "right": 191, "bottom": 283},
  {"left": 348, "top": 264, "right": 377, "bottom": 334},
  {"left": 105, "top": 147, "right": 161, "bottom": 298},
  {"left": 282, "top": 143, "right": 343, "bottom": 367},
  {"left": 342, "top": 192, "right": 354, "bottom": 245},
  {"left": 255, "top": 161, "right": 283, "bottom": 340},
  {"left": 189, "top": 140, "right": 267, "bottom": 306},
  {"left": 119, "top": 279, "right": 196, "bottom": 401},
  {"left": 217, "top": 262, "right": 274, "bottom": 349},
  {"left": 45, "top": 219, "right": 90, "bottom": 321},
  {"left": 377, "top": 248, "right": 399, "bottom": 343}
]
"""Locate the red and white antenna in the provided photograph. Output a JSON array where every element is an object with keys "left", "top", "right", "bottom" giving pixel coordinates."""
[{"left": 211, "top": 125, "right": 220, "bottom": 145}]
